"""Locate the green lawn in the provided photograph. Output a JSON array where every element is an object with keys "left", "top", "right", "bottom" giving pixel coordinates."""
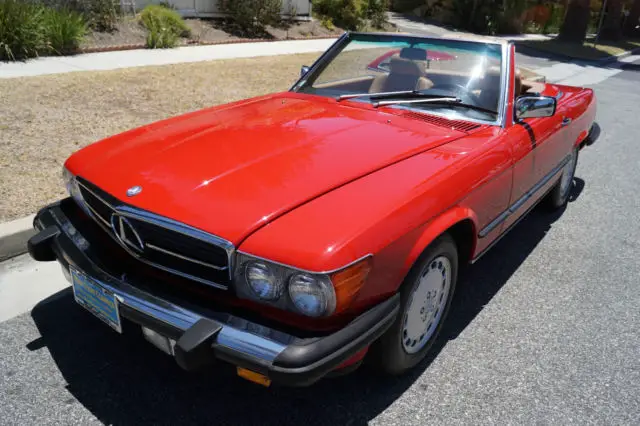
[{"left": 518, "top": 37, "right": 640, "bottom": 61}]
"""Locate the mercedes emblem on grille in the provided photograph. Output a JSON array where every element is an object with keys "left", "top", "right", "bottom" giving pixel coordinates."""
[
  {"left": 110, "top": 214, "right": 145, "bottom": 253},
  {"left": 126, "top": 185, "right": 142, "bottom": 197}
]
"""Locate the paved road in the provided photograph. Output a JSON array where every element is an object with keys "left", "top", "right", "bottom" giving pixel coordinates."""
[{"left": 1, "top": 56, "right": 640, "bottom": 425}]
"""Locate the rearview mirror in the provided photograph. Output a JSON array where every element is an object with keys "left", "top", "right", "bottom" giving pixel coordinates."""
[
  {"left": 300, "top": 65, "right": 310, "bottom": 77},
  {"left": 515, "top": 95, "right": 556, "bottom": 120}
]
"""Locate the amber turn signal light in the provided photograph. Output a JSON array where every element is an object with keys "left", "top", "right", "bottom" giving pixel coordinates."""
[
  {"left": 237, "top": 367, "right": 271, "bottom": 387},
  {"left": 330, "top": 257, "right": 372, "bottom": 314}
]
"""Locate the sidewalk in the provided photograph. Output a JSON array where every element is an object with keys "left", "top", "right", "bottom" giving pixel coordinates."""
[{"left": 0, "top": 38, "right": 337, "bottom": 79}]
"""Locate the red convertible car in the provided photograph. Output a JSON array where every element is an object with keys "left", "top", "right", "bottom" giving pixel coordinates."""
[{"left": 28, "top": 32, "right": 596, "bottom": 387}]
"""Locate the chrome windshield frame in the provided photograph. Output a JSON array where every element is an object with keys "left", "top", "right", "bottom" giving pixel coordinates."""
[{"left": 290, "top": 32, "right": 511, "bottom": 128}]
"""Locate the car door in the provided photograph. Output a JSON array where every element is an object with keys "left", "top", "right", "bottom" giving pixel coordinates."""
[
  {"left": 521, "top": 96, "right": 570, "bottom": 177},
  {"left": 497, "top": 123, "right": 538, "bottom": 233},
  {"left": 527, "top": 92, "right": 573, "bottom": 187}
]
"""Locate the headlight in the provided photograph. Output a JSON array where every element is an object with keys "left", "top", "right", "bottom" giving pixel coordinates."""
[
  {"left": 62, "top": 167, "right": 82, "bottom": 204},
  {"left": 235, "top": 252, "right": 372, "bottom": 317},
  {"left": 246, "top": 262, "right": 282, "bottom": 301},
  {"left": 288, "top": 273, "right": 336, "bottom": 317}
]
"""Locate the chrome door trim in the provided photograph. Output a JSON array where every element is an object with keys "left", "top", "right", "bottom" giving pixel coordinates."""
[{"left": 499, "top": 42, "right": 513, "bottom": 128}]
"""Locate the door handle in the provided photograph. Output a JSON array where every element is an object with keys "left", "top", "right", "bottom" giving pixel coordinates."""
[{"left": 561, "top": 117, "right": 572, "bottom": 127}]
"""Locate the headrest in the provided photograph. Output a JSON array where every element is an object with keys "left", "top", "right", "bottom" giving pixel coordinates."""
[
  {"left": 399, "top": 47, "right": 427, "bottom": 61},
  {"left": 389, "top": 57, "right": 425, "bottom": 76},
  {"left": 514, "top": 67, "right": 522, "bottom": 82},
  {"left": 484, "top": 65, "right": 502, "bottom": 79},
  {"left": 470, "top": 65, "right": 502, "bottom": 90}
]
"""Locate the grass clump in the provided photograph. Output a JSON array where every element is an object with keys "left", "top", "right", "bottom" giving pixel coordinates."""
[
  {"left": 0, "top": 0, "right": 45, "bottom": 60},
  {"left": 0, "top": 0, "right": 86, "bottom": 60},
  {"left": 140, "top": 4, "right": 190, "bottom": 48},
  {"left": 42, "top": 7, "right": 87, "bottom": 55}
]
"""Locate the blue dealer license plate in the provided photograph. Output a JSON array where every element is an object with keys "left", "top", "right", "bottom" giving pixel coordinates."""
[{"left": 71, "top": 267, "right": 122, "bottom": 333}]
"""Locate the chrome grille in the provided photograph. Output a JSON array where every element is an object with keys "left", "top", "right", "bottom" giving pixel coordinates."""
[
  {"left": 77, "top": 183, "right": 113, "bottom": 227},
  {"left": 76, "top": 178, "right": 233, "bottom": 289}
]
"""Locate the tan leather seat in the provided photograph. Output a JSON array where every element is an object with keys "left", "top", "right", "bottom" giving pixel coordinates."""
[
  {"left": 475, "top": 66, "right": 502, "bottom": 111},
  {"left": 369, "top": 57, "right": 433, "bottom": 93},
  {"left": 520, "top": 79, "right": 546, "bottom": 94}
]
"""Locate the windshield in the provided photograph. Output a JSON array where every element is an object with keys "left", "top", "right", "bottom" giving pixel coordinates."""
[{"left": 294, "top": 33, "right": 504, "bottom": 122}]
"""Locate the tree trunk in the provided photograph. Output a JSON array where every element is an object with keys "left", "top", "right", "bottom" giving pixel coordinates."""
[
  {"left": 557, "top": 0, "right": 592, "bottom": 43},
  {"left": 624, "top": 0, "right": 640, "bottom": 36},
  {"left": 600, "top": 0, "right": 624, "bottom": 40}
]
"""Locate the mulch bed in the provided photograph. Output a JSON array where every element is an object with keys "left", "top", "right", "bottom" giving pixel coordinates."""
[{"left": 79, "top": 17, "right": 346, "bottom": 53}]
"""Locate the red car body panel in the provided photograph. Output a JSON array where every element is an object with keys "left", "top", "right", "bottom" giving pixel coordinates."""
[
  {"left": 66, "top": 93, "right": 470, "bottom": 248},
  {"left": 63, "top": 46, "right": 597, "bottom": 330}
]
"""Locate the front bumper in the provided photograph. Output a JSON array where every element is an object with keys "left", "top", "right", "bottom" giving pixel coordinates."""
[{"left": 28, "top": 199, "right": 399, "bottom": 386}]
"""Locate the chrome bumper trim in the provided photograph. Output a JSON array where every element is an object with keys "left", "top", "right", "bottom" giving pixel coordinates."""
[
  {"left": 121, "top": 278, "right": 286, "bottom": 361},
  {"left": 54, "top": 208, "right": 288, "bottom": 363}
]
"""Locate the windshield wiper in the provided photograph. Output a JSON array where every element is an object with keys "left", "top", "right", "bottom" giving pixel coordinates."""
[
  {"left": 336, "top": 90, "right": 420, "bottom": 101},
  {"left": 372, "top": 97, "right": 460, "bottom": 108},
  {"left": 374, "top": 97, "right": 498, "bottom": 115}
]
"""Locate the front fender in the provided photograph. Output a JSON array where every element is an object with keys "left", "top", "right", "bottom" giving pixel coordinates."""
[
  {"left": 402, "top": 206, "right": 479, "bottom": 275},
  {"left": 355, "top": 205, "right": 479, "bottom": 308}
]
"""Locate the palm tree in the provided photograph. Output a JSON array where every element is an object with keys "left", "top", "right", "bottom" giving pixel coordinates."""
[
  {"left": 624, "top": 0, "right": 640, "bottom": 36},
  {"left": 600, "top": 0, "right": 624, "bottom": 40},
  {"left": 558, "top": 0, "right": 592, "bottom": 43}
]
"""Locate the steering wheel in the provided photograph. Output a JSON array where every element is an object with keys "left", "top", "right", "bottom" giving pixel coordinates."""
[{"left": 429, "top": 83, "right": 480, "bottom": 106}]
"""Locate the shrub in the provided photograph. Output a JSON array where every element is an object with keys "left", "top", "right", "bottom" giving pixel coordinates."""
[
  {"left": 145, "top": 24, "right": 179, "bottom": 48},
  {"left": 320, "top": 16, "right": 335, "bottom": 30},
  {"left": 140, "top": 4, "right": 190, "bottom": 48},
  {"left": 42, "top": 7, "right": 86, "bottom": 54},
  {"left": 314, "top": 0, "right": 366, "bottom": 30},
  {"left": 84, "top": 0, "right": 120, "bottom": 32},
  {"left": 366, "top": 0, "right": 389, "bottom": 28},
  {"left": 219, "top": 0, "right": 283, "bottom": 35},
  {"left": 313, "top": 0, "right": 388, "bottom": 30},
  {"left": 0, "top": 0, "right": 46, "bottom": 60}
]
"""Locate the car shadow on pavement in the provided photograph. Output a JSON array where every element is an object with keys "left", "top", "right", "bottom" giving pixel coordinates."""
[{"left": 28, "top": 180, "right": 584, "bottom": 426}]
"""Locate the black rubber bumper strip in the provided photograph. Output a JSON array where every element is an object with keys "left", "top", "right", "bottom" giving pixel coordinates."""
[
  {"left": 27, "top": 225, "right": 59, "bottom": 261},
  {"left": 268, "top": 293, "right": 400, "bottom": 386}
]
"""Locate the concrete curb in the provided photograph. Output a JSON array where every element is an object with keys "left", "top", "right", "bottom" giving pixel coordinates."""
[{"left": 0, "top": 215, "right": 36, "bottom": 262}]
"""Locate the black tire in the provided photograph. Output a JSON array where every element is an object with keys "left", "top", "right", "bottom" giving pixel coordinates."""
[
  {"left": 368, "top": 234, "right": 458, "bottom": 375},
  {"left": 547, "top": 147, "right": 579, "bottom": 210}
]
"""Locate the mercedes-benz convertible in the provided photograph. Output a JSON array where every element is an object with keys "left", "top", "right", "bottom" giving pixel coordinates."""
[{"left": 28, "top": 32, "right": 596, "bottom": 387}]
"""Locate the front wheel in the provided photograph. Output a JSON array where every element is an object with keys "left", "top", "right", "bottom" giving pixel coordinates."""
[
  {"left": 368, "top": 234, "right": 458, "bottom": 375},
  {"left": 546, "top": 147, "right": 579, "bottom": 210}
]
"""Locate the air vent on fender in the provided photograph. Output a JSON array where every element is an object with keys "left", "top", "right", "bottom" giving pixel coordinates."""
[{"left": 400, "top": 111, "right": 481, "bottom": 133}]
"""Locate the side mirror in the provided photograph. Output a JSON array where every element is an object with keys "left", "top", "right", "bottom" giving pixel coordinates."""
[
  {"left": 300, "top": 65, "right": 310, "bottom": 77},
  {"left": 515, "top": 95, "right": 556, "bottom": 120}
]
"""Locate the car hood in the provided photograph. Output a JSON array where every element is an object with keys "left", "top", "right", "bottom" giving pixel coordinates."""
[{"left": 68, "top": 93, "right": 466, "bottom": 244}]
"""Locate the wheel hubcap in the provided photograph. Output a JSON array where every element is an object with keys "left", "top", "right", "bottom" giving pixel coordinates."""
[
  {"left": 401, "top": 256, "right": 452, "bottom": 354},
  {"left": 560, "top": 150, "right": 577, "bottom": 198}
]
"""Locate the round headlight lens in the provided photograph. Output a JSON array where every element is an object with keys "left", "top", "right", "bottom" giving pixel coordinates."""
[
  {"left": 246, "top": 262, "right": 281, "bottom": 301},
  {"left": 288, "top": 273, "right": 336, "bottom": 317}
]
